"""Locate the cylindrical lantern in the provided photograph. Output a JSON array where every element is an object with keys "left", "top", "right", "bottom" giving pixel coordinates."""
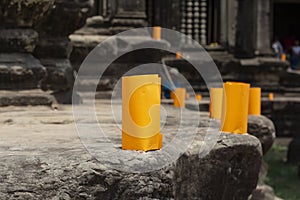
[
  {"left": 186, "top": 93, "right": 190, "bottom": 99},
  {"left": 176, "top": 52, "right": 182, "bottom": 59},
  {"left": 196, "top": 94, "right": 202, "bottom": 102},
  {"left": 173, "top": 88, "right": 186, "bottom": 108},
  {"left": 248, "top": 87, "right": 261, "bottom": 115},
  {"left": 152, "top": 26, "right": 161, "bottom": 40},
  {"left": 281, "top": 54, "right": 286, "bottom": 61},
  {"left": 221, "top": 82, "right": 250, "bottom": 134},
  {"left": 122, "top": 74, "right": 162, "bottom": 151},
  {"left": 209, "top": 88, "right": 223, "bottom": 119},
  {"left": 268, "top": 93, "right": 274, "bottom": 101}
]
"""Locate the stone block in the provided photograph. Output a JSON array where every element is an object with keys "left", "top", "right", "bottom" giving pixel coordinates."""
[
  {"left": 0, "top": 29, "right": 38, "bottom": 53},
  {"left": 0, "top": 53, "right": 46, "bottom": 89},
  {"left": 0, "top": 102, "right": 262, "bottom": 199},
  {"left": 0, "top": 0, "right": 54, "bottom": 28},
  {"left": 248, "top": 115, "right": 276, "bottom": 154}
]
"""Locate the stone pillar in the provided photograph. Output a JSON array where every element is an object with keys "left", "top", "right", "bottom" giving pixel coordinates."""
[
  {"left": 220, "top": 0, "right": 238, "bottom": 52},
  {"left": 235, "top": 0, "right": 272, "bottom": 58},
  {"left": 0, "top": 0, "right": 54, "bottom": 90},
  {"left": 255, "top": 0, "right": 272, "bottom": 56},
  {"left": 34, "top": 0, "right": 94, "bottom": 103},
  {"left": 234, "top": 0, "right": 256, "bottom": 58}
]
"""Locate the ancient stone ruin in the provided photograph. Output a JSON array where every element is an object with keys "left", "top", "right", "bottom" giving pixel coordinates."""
[{"left": 0, "top": 0, "right": 299, "bottom": 199}]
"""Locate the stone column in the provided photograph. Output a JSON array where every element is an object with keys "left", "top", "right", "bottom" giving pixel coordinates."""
[
  {"left": 255, "top": 0, "right": 273, "bottom": 56},
  {"left": 234, "top": 0, "right": 256, "bottom": 58},
  {"left": 0, "top": 0, "right": 54, "bottom": 90},
  {"left": 34, "top": 0, "right": 94, "bottom": 103},
  {"left": 235, "top": 0, "right": 272, "bottom": 58},
  {"left": 220, "top": 0, "right": 238, "bottom": 52}
]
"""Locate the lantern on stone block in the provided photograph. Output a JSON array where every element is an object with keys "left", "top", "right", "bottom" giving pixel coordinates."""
[
  {"left": 122, "top": 74, "right": 162, "bottom": 151},
  {"left": 221, "top": 82, "right": 250, "bottom": 134}
]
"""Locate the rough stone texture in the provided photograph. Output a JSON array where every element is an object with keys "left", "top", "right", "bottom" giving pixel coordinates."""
[
  {"left": 38, "top": 59, "right": 74, "bottom": 91},
  {"left": 0, "top": 100, "right": 262, "bottom": 199},
  {"left": 34, "top": 37, "right": 73, "bottom": 59},
  {"left": 0, "top": 29, "right": 38, "bottom": 53},
  {"left": 174, "top": 133, "right": 262, "bottom": 200},
  {"left": 248, "top": 115, "right": 276, "bottom": 155},
  {"left": 70, "top": 34, "right": 171, "bottom": 92},
  {"left": 0, "top": 0, "right": 54, "bottom": 28},
  {"left": 0, "top": 53, "right": 46, "bottom": 90},
  {"left": 279, "top": 70, "right": 300, "bottom": 90},
  {"left": 70, "top": 34, "right": 170, "bottom": 72},
  {"left": 287, "top": 139, "right": 300, "bottom": 164},
  {"left": 262, "top": 98, "right": 300, "bottom": 137},
  {"left": 163, "top": 52, "right": 289, "bottom": 92},
  {"left": 35, "top": 0, "right": 93, "bottom": 37},
  {"left": 0, "top": 90, "right": 54, "bottom": 107},
  {"left": 32, "top": 0, "right": 93, "bottom": 99},
  {"left": 249, "top": 184, "right": 276, "bottom": 200},
  {"left": 186, "top": 101, "right": 276, "bottom": 154},
  {"left": 0, "top": 0, "right": 54, "bottom": 90}
]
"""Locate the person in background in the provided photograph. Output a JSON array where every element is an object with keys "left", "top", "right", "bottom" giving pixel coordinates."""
[
  {"left": 291, "top": 40, "right": 300, "bottom": 69},
  {"left": 272, "top": 37, "right": 284, "bottom": 59}
]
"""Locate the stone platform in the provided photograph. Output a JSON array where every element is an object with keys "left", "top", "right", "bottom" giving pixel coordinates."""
[{"left": 0, "top": 100, "right": 263, "bottom": 199}]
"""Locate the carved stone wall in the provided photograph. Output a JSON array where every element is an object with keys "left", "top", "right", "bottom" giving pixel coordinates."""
[{"left": 0, "top": 0, "right": 54, "bottom": 90}]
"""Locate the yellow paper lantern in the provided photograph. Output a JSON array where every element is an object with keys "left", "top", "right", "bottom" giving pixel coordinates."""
[
  {"left": 268, "top": 93, "right": 274, "bottom": 101},
  {"left": 248, "top": 87, "right": 261, "bottom": 115},
  {"left": 122, "top": 74, "right": 162, "bottom": 151},
  {"left": 152, "top": 26, "right": 161, "bottom": 40},
  {"left": 196, "top": 94, "right": 202, "bottom": 102},
  {"left": 173, "top": 88, "right": 186, "bottom": 108},
  {"left": 209, "top": 88, "right": 223, "bottom": 119},
  {"left": 176, "top": 52, "right": 182, "bottom": 59},
  {"left": 221, "top": 82, "right": 250, "bottom": 134}
]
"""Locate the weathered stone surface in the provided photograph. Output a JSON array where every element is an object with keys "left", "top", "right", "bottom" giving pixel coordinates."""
[
  {"left": 264, "top": 98, "right": 300, "bottom": 137},
  {"left": 249, "top": 184, "right": 276, "bottom": 200},
  {"left": 0, "top": 29, "right": 38, "bottom": 53},
  {"left": 70, "top": 34, "right": 170, "bottom": 76},
  {"left": 0, "top": 101, "right": 262, "bottom": 199},
  {"left": 164, "top": 52, "right": 289, "bottom": 92},
  {"left": 248, "top": 115, "right": 276, "bottom": 154},
  {"left": 174, "top": 133, "right": 262, "bottom": 200},
  {"left": 186, "top": 101, "right": 276, "bottom": 154},
  {"left": 287, "top": 139, "right": 300, "bottom": 164},
  {"left": 34, "top": 37, "right": 73, "bottom": 59},
  {"left": 0, "top": 90, "right": 54, "bottom": 107},
  {"left": 0, "top": 0, "right": 54, "bottom": 28},
  {"left": 0, "top": 53, "right": 46, "bottom": 89},
  {"left": 33, "top": 0, "right": 94, "bottom": 99},
  {"left": 35, "top": 0, "right": 94, "bottom": 37},
  {"left": 39, "top": 59, "right": 74, "bottom": 91},
  {"left": 52, "top": 89, "right": 82, "bottom": 105}
]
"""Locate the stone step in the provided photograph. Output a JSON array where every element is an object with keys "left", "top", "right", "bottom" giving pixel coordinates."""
[
  {"left": 0, "top": 90, "right": 54, "bottom": 107},
  {"left": 163, "top": 52, "right": 295, "bottom": 93},
  {"left": 0, "top": 53, "right": 46, "bottom": 90}
]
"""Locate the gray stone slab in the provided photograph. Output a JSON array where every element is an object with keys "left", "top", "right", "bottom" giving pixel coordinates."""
[{"left": 0, "top": 100, "right": 262, "bottom": 199}]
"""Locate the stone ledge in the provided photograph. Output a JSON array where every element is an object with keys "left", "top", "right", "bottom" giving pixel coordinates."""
[
  {"left": 0, "top": 29, "right": 38, "bottom": 53},
  {"left": 0, "top": 53, "right": 46, "bottom": 90},
  {"left": 0, "top": 90, "right": 54, "bottom": 107},
  {"left": 0, "top": 101, "right": 262, "bottom": 199}
]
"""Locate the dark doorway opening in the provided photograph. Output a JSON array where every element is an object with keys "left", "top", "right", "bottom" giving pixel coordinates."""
[{"left": 273, "top": 2, "right": 300, "bottom": 48}]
